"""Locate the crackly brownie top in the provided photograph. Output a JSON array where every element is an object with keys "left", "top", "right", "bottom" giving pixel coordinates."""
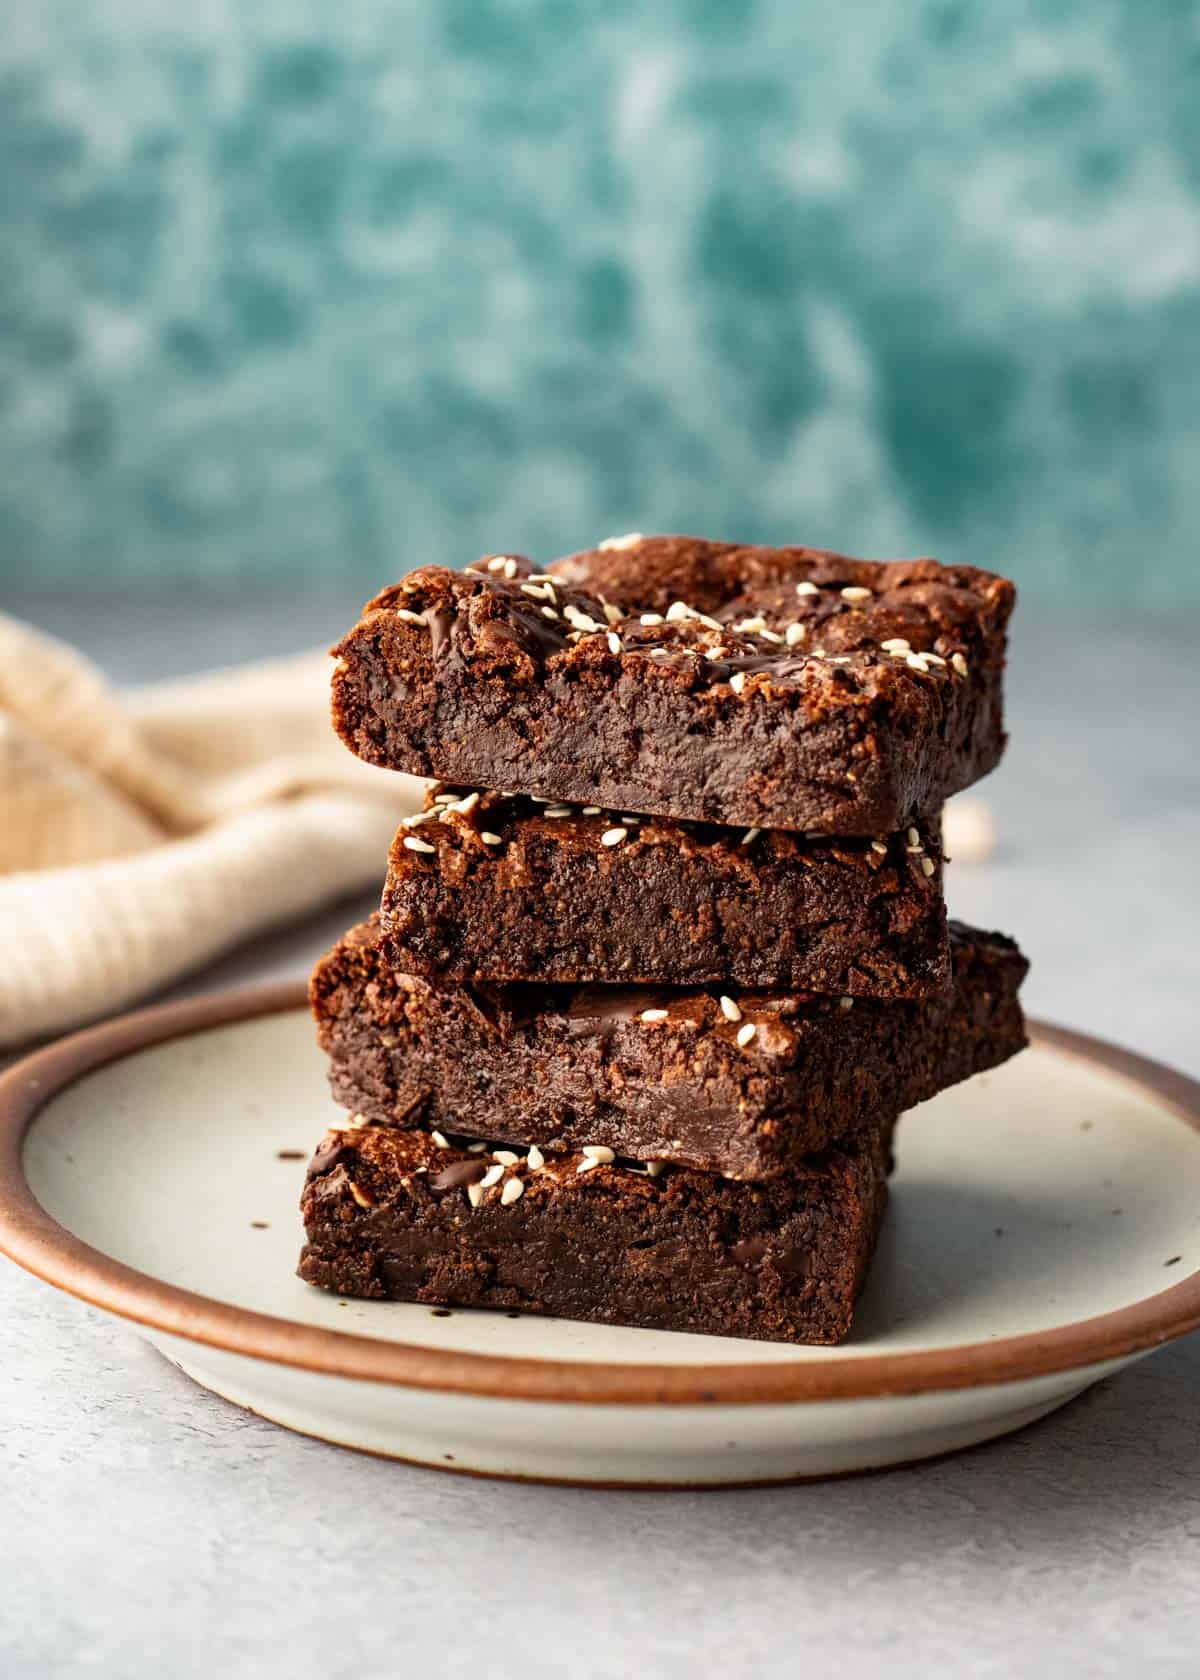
[
  {"left": 341, "top": 534, "right": 1013, "bottom": 706},
  {"left": 394, "top": 783, "right": 942, "bottom": 873}
]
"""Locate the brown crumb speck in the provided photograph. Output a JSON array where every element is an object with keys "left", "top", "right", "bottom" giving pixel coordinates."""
[{"left": 276, "top": 1149, "right": 306, "bottom": 1160}]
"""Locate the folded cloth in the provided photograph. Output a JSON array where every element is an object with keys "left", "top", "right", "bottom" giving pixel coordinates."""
[{"left": 0, "top": 613, "right": 421, "bottom": 1048}]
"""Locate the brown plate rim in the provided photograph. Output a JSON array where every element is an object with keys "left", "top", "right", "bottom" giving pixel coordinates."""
[{"left": 1, "top": 984, "right": 1198, "bottom": 1407}]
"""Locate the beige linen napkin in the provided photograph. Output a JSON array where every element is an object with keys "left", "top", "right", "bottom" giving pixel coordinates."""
[{"left": 0, "top": 613, "right": 421, "bottom": 1048}]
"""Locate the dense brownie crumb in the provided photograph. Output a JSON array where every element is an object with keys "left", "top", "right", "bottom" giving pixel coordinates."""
[
  {"left": 298, "top": 1124, "right": 890, "bottom": 1345},
  {"left": 331, "top": 536, "right": 1015, "bottom": 834},
  {"left": 310, "top": 916, "right": 1027, "bottom": 1180},
  {"left": 382, "top": 787, "right": 949, "bottom": 994}
]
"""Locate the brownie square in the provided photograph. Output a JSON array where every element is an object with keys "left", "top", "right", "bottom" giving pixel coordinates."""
[
  {"left": 298, "top": 1123, "right": 890, "bottom": 1346},
  {"left": 382, "top": 788, "right": 949, "bottom": 996},
  {"left": 310, "top": 917, "right": 1027, "bottom": 1180},
  {"left": 331, "top": 536, "right": 1014, "bottom": 834}
]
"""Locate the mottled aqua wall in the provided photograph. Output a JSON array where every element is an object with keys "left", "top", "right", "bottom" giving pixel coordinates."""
[{"left": 2, "top": 2, "right": 1199, "bottom": 601}]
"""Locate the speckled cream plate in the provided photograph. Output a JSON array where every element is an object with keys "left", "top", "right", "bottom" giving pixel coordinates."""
[{"left": 2, "top": 989, "right": 1199, "bottom": 1487}]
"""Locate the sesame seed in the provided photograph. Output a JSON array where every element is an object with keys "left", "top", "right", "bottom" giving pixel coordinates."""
[
  {"left": 480, "top": 832, "right": 503, "bottom": 845},
  {"left": 607, "top": 631, "right": 622, "bottom": 655},
  {"left": 880, "top": 637, "right": 911, "bottom": 653},
  {"left": 907, "top": 652, "right": 932, "bottom": 672},
  {"left": 501, "top": 1177, "right": 525, "bottom": 1205},
  {"left": 520, "top": 581, "right": 550, "bottom": 599},
  {"left": 479, "top": 1164, "right": 505, "bottom": 1189},
  {"left": 542, "top": 806, "right": 573, "bottom": 818},
  {"left": 870, "top": 839, "right": 889, "bottom": 855},
  {"left": 527, "top": 1145, "right": 545, "bottom": 1170},
  {"left": 448, "top": 792, "right": 480, "bottom": 814},
  {"left": 467, "top": 1182, "right": 485, "bottom": 1208},
  {"left": 840, "top": 996, "right": 854, "bottom": 1011},
  {"left": 734, "top": 616, "right": 767, "bottom": 634},
  {"left": 735, "top": 1022, "right": 757, "bottom": 1048},
  {"left": 922, "top": 856, "right": 936, "bottom": 877},
  {"left": 467, "top": 1141, "right": 488, "bottom": 1152},
  {"left": 603, "top": 601, "right": 622, "bottom": 625},
  {"left": 796, "top": 580, "right": 820, "bottom": 597},
  {"left": 395, "top": 608, "right": 426, "bottom": 626},
  {"left": 601, "top": 827, "right": 628, "bottom": 847},
  {"left": 841, "top": 586, "right": 872, "bottom": 602},
  {"left": 504, "top": 559, "right": 519, "bottom": 579},
  {"left": 903, "top": 827, "right": 918, "bottom": 847},
  {"left": 540, "top": 605, "right": 559, "bottom": 620},
  {"left": 758, "top": 629, "right": 783, "bottom": 644},
  {"left": 785, "top": 622, "right": 807, "bottom": 646},
  {"left": 401, "top": 810, "right": 435, "bottom": 827},
  {"left": 729, "top": 671, "right": 747, "bottom": 695},
  {"left": 740, "top": 827, "right": 761, "bottom": 846},
  {"left": 403, "top": 836, "right": 436, "bottom": 854},
  {"left": 639, "top": 613, "right": 664, "bottom": 626},
  {"left": 583, "top": 1145, "right": 615, "bottom": 1163},
  {"left": 922, "top": 652, "right": 947, "bottom": 666},
  {"left": 647, "top": 648, "right": 672, "bottom": 660},
  {"left": 581, "top": 806, "right": 601, "bottom": 816},
  {"left": 719, "top": 996, "right": 742, "bottom": 1023},
  {"left": 599, "top": 531, "right": 644, "bottom": 552},
  {"left": 431, "top": 1131, "right": 450, "bottom": 1149},
  {"left": 486, "top": 557, "right": 507, "bottom": 572},
  {"left": 665, "top": 601, "right": 693, "bottom": 622},
  {"left": 952, "top": 652, "right": 969, "bottom": 677},
  {"left": 493, "top": 1150, "right": 519, "bottom": 1165},
  {"left": 645, "top": 1161, "right": 667, "bottom": 1177},
  {"left": 576, "top": 1156, "right": 599, "bottom": 1173},
  {"left": 640, "top": 1008, "right": 669, "bottom": 1023}
]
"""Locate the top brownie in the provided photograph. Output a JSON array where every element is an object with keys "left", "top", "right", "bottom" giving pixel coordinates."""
[{"left": 332, "top": 535, "right": 1015, "bottom": 834}]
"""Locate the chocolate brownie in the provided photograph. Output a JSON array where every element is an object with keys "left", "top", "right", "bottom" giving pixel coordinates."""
[
  {"left": 331, "top": 536, "right": 1014, "bottom": 833},
  {"left": 383, "top": 788, "right": 949, "bottom": 995},
  {"left": 298, "top": 1123, "right": 890, "bottom": 1345},
  {"left": 310, "top": 917, "right": 1027, "bottom": 1180}
]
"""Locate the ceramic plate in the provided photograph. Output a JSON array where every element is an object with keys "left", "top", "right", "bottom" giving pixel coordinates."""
[{"left": 2, "top": 989, "right": 1199, "bottom": 1486}]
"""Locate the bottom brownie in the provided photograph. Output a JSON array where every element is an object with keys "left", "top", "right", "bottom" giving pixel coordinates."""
[{"left": 298, "top": 1123, "right": 890, "bottom": 1345}]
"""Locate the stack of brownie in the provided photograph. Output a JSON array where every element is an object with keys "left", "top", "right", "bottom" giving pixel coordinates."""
[{"left": 299, "top": 536, "right": 1028, "bottom": 1345}]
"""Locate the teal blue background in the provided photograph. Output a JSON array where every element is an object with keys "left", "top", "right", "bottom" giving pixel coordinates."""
[{"left": 2, "top": 2, "right": 1199, "bottom": 602}]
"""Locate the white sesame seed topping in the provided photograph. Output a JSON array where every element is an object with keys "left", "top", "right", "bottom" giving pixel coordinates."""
[
  {"left": 840, "top": 996, "right": 854, "bottom": 1011},
  {"left": 607, "top": 631, "right": 622, "bottom": 655},
  {"left": 504, "top": 558, "right": 519, "bottom": 579},
  {"left": 468, "top": 1141, "right": 488, "bottom": 1152},
  {"left": 467, "top": 1182, "right": 485, "bottom": 1208},
  {"left": 599, "top": 531, "right": 644, "bottom": 551},
  {"left": 639, "top": 613, "right": 664, "bottom": 626},
  {"left": 740, "top": 827, "right": 761, "bottom": 846},
  {"left": 719, "top": 996, "right": 742, "bottom": 1023},
  {"left": 907, "top": 652, "right": 932, "bottom": 672},
  {"left": 540, "top": 605, "right": 560, "bottom": 620},
  {"left": 395, "top": 608, "right": 426, "bottom": 625},
  {"left": 785, "top": 621, "right": 807, "bottom": 646},
  {"left": 601, "top": 827, "right": 628, "bottom": 847},
  {"left": 583, "top": 1145, "right": 615, "bottom": 1163},
  {"left": 501, "top": 1176, "right": 525, "bottom": 1205},
  {"left": 841, "top": 585, "right": 872, "bottom": 602},
  {"left": 479, "top": 1164, "right": 505, "bottom": 1189},
  {"left": 952, "top": 652, "right": 969, "bottom": 677},
  {"left": 480, "top": 831, "right": 503, "bottom": 845},
  {"left": 431, "top": 1131, "right": 450, "bottom": 1149},
  {"left": 527, "top": 1145, "right": 545, "bottom": 1170},
  {"left": 448, "top": 791, "right": 480, "bottom": 815},
  {"left": 493, "top": 1150, "right": 519, "bottom": 1165},
  {"left": 401, "top": 809, "right": 435, "bottom": 827},
  {"left": 758, "top": 628, "right": 783, "bottom": 644},
  {"left": 486, "top": 557, "right": 507, "bottom": 572},
  {"left": 520, "top": 581, "right": 550, "bottom": 599},
  {"left": 826, "top": 654, "right": 853, "bottom": 665},
  {"left": 576, "top": 1156, "right": 599, "bottom": 1173},
  {"left": 403, "top": 836, "right": 437, "bottom": 854},
  {"left": 734, "top": 616, "right": 767, "bottom": 634},
  {"left": 735, "top": 1022, "right": 757, "bottom": 1048},
  {"left": 665, "top": 601, "right": 693, "bottom": 622},
  {"left": 906, "top": 827, "right": 920, "bottom": 847},
  {"left": 729, "top": 671, "right": 747, "bottom": 695},
  {"left": 796, "top": 580, "right": 820, "bottom": 597},
  {"left": 922, "top": 856, "right": 936, "bottom": 877},
  {"left": 581, "top": 806, "right": 601, "bottom": 816},
  {"left": 640, "top": 1008, "right": 669, "bottom": 1023},
  {"left": 922, "top": 651, "right": 947, "bottom": 666},
  {"left": 871, "top": 839, "right": 889, "bottom": 855},
  {"left": 542, "top": 805, "right": 573, "bottom": 818},
  {"left": 645, "top": 1161, "right": 667, "bottom": 1177},
  {"left": 880, "top": 637, "right": 911, "bottom": 653},
  {"left": 602, "top": 601, "right": 622, "bottom": 625}
]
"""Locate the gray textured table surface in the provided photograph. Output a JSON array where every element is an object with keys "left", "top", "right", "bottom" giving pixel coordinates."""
[{"left": 3, "top": 595, "right": 1199, "bottom": 1679}]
